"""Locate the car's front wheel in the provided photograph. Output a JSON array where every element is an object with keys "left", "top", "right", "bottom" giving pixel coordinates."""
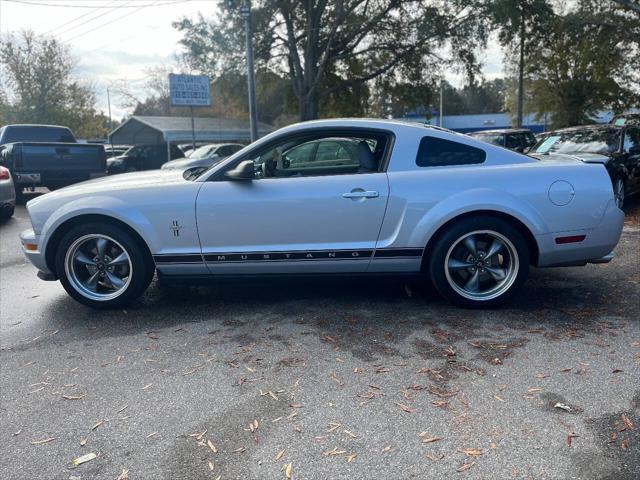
[
  {"left": 55, "top": 223, "right": 154, "bottom": 309},
  {"left": 429, "top": 216, "right": 529, "bottom": 308}
]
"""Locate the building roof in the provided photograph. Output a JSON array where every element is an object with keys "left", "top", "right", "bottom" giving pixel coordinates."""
[{"left": 109, "top": 115, "right": 274, "bottom": 144}]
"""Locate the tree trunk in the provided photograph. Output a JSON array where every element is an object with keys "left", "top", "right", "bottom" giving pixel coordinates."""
[{"left": 516, "top": 7, "right": 525, "bottom": 128}]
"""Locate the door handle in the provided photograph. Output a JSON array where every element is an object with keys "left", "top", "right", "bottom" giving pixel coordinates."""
[{"left": 342, "top": 190, "right": 379, "bottom": 199}]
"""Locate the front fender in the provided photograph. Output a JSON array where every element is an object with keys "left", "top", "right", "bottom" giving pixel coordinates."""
[
  {"left": 38, "top": 195, "right": 160, "bottom": 258},
  {"left": 407, "top": 188, "right": 549, "bottom": 247}
]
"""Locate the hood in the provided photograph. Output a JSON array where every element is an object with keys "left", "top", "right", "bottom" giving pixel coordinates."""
[
  {"left": 27, "top": 169, "right": 185, "bottom": 209},
  {"left": 162, "top": 156, "right": 218, "bottom": 170},
  {"left": 530, "top": 152, "right": 610, "bottom": 164},
  {"left": 26, "top": 169, "right": 189, "bottom": 234}
]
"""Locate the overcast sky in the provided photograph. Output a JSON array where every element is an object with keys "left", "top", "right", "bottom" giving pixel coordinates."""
[{"left": 0, "top": 0, "right": 504, "bottom": 120}]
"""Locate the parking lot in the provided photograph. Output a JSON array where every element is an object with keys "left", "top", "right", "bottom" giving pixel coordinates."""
[{"left": 0, "top": 199, "right": 638, "bottom": 480}]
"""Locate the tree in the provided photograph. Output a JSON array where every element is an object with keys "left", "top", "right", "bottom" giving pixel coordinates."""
[
  {"left": 174, "top": 1, "right": 489, "bottom": 121},
  {"left": 488, "top": 0, "right": 554, "bottom": 126},
  {"left": 0, "top": 31, "right": 109, "bottom": 138},
  {"left": 521, "top": 0, "right": 639, "bottom": 127}
]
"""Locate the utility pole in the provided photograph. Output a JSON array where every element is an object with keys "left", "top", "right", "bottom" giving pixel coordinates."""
[
  {"left": 439, "top": 77, "right": 444, "bottom": 127},
  {"left": 516, "top": 5, "right": 525, "bottom": 128},
  {"left": 239, "top": 0, "right": 259, "bottom": 142},
  {"left": 107, "top": 87, "right": 113, "bottom": 131}
]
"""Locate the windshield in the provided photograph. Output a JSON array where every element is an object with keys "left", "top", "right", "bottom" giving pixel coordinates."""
[
  {"left": 532, "top": 129, "right": 621, "bottom": 155},
  {"left": 189, "top": 145, "right": 217, "bottom": 159}
]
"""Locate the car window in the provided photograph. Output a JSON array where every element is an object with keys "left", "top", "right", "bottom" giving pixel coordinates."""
[
  {"left": 531, "top": 129, "right": 620, "bottom": 155},
  {"left": 2, "top": 126, "right": 75, "bottom": 143},
  {"left": 473, "top": 134, "right": 503, "bottom": 146},
  {"left": 505, "top": 134, "right": 523, "bottom": 149},
  {"left": 416, "top": 136, "right": 486, "bottom": 167},
  {"left": 243, "top": 133, "right": 386, "bottom": 179},
  {"left": 624, "top": 128, "right": 640, "bottom": 152}
]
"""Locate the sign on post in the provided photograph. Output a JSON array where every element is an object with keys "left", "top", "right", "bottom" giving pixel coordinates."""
[
  {"left": 169, "top": 74, "right": 211, "bottom": 107},
  {"left": 169, "top": 74, "right": 211, "bottom": 150}
]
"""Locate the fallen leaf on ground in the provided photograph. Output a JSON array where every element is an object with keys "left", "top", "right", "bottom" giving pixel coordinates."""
[
  {"left": 324, "top": 446, "right": 347, "bottom": 456},
  {"left": 382, "top": 445, "right": 392, "bottom": 452},
  {"left": 91, "top": 420, "right": 104, "bottom": 431},
  {"left": 31, "top": 437, "right": 55, "bottom": 445},
  {"left": 116, "top": 469, "right": 129, "bottom": 480},
  {"left": 207, "top": 439, "right": 218, "bottom": 453},
  {"left": 459, "top": 448, "right": 483, "bottom": 456},
  {"left": 395, "top": 402, "right": 416, "bottom": 413},
  {"left": 80, "top": 437, "right": 87, "bottom": 446},
  {"left": 142, "top": 383, "right": 153, "bottom": 390},
  {"left": 283, "top": 462, "right": 293, "bottom": 479},
  {"left": 147, "top": 432, "right": 157, "bottom": 438},
  {"left": 457, "top": 462, "right": 475, "bottom": 472},
  {"left": 275, "top": 449, "right": 285, "bottom": 460},
  {"left": 62, "top": 394, "right": 86, "bottom": 400},
  {"left": 208, "top": 461, "right": 214, "bottom": 471},
  {"left": 419, "top": 432, "right": 443, "bottom": 443},
  {"left": 72, "top": 452, "right": 96, "bottom": 466},
  {"left": 346, "top": 453, "right": 357, "bottom": 462},
  {"left": 567, "top": 433, "right": 579, "bottom": 446},
  {"left": 554, "top": 403, "right": 572, "bottom": 412},
  {"left": 343, "top": 430, "right": 358, "bottom": 438},
  {"left": 426, "top": 453, "right": 444, "bottom": 463}
]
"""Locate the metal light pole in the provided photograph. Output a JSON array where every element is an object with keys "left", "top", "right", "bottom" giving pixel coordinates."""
[
  {"left": 439, "top": 77, "right": 444, "bottom": 127},
  {"left": 240, "top": 0, "right": 259, "bottom": 142}
]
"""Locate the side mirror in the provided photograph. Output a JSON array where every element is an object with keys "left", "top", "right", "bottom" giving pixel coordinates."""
[{"left": 224, "top": 160, "right": 255, "bottom": 181}]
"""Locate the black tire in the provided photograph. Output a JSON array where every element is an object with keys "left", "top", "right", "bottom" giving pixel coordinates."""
[
  {"left": 428, "top": 216, "right": 530, "bottom": 308},
  {"left": 0, "top": 204, "right": 14, "bottom": 219},
  {"left": 55, "top": 222, "right": 154, "bottom": 309}
]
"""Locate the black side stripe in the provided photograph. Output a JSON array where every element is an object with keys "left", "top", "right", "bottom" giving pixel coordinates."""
[
  {"left": 374, "top": 248, "right": 423, "bottom": 258},
  {"left": 154, "top": 254, "right": 203, "bottom": 264},
  {"left": 154, "top": 248, "right": 422, "bottom": 264}
]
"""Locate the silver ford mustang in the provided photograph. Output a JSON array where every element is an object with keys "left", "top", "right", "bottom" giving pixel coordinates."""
[{"left": 20, "top": 119, "right": 624, "bottom": 309}]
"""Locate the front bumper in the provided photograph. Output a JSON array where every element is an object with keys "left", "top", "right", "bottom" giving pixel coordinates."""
[{"left": 19, "top": 228, "right": 56, "bottom": 280}]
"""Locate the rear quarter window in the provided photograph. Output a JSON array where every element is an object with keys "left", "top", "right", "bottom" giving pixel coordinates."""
[{"left": 416, "top": 136, "right": 486, "bottom": 167}]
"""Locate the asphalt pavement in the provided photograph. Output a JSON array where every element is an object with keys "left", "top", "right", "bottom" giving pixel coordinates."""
[{"left": 1, "top": 198, "right": 638, "bottom": 480}]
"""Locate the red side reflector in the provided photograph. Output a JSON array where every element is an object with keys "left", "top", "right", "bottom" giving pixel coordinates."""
[
  {"left": 24, "top": 243, "right": 38, "bottom": 251},
  {"left": 555, "top": 235, "right": 586, "bottom": 245}
]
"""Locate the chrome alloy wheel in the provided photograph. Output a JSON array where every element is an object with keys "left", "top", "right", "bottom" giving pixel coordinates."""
[
  {"left": 444, "top": 230, "right": 519, "bottom": 301},
  {"left": 64, "top": 234, "right": 133, "bottom": 301}
]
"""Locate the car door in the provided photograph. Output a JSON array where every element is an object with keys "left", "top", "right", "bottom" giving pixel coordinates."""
[
  {"left": 622, "top": 127, "right": 640, "bottom": 193},
  {"left": 195, "top": 133, "right": 390, "bottom": 274}
]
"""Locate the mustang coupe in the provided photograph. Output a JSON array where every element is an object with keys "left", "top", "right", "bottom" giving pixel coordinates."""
[{"left": 20, "top": 119, "right": 623, "bottom": 309}]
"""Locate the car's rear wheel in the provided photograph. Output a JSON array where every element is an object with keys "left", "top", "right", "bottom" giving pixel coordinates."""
[
  {"left": 55, "top": 223, "right": 154, "bottom": 309},
  {"left": 429, "top": 216, "right": 529, "bottom": 308}
]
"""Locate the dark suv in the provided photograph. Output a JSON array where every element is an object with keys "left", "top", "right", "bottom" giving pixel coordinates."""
[
  {"left": 469, "top": 128, "right": 538, "bottom": 153},
  {"left": 107, "top": 144, "right": 184, "bottom": 174}
]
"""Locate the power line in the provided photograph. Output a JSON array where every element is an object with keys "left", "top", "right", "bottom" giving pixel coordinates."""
[
  {"left": 44, "top": 0, "right": 121, "bottom": 36},
  {"left": 3, "top": 0, "right": 190, "bottom": 8},
  {"left": 61, "top": 0, "right": 170, "bottom": 43}
]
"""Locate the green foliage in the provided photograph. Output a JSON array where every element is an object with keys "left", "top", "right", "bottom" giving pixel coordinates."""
[
  {"left": 522, "top": 0, "right": 639, "bottom": 128},
  {"left": 174, "top": 0, "right": 489, "bottom": 121},
  {"left": 0, "top": 31, "right": 109, "bottom": 139}
]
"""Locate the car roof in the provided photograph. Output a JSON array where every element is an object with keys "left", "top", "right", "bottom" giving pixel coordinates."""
[
  {"left": 470, "top": 128, "right": 533, "bottom": 135},
  {"left": 542, "top": 124, "right": 622, "bottom": 134}
]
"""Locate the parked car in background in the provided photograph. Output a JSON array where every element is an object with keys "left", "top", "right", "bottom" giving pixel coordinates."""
[
  {"left": 107, "top": 144, "right": 184, "bottom": 174},
  {"left": 0, "top": 124, "right": 106, "bottom": 201},
  {"left": 0, "top": 165, "right": 16, "bottom": 219},
  {"left": 162, "top": 143, "right": 244, "bottom": 171},
  {"left": 610, "top": 113, "right": 640, "bottom": 127},
  {"left": 104, "top": 145, "right": 131, "bottom": 159},
  {"left": 469, "top": 129, "right": 538, "bottom": 153},
  {"left": 178, "top": 143, "right": 209, "bottom": 157},
  {"left": 530, "top": 124, "right": 640, "bottom": 208},
  {"left": 20, "top": 119, "right": 622, "bottom": 309}
]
